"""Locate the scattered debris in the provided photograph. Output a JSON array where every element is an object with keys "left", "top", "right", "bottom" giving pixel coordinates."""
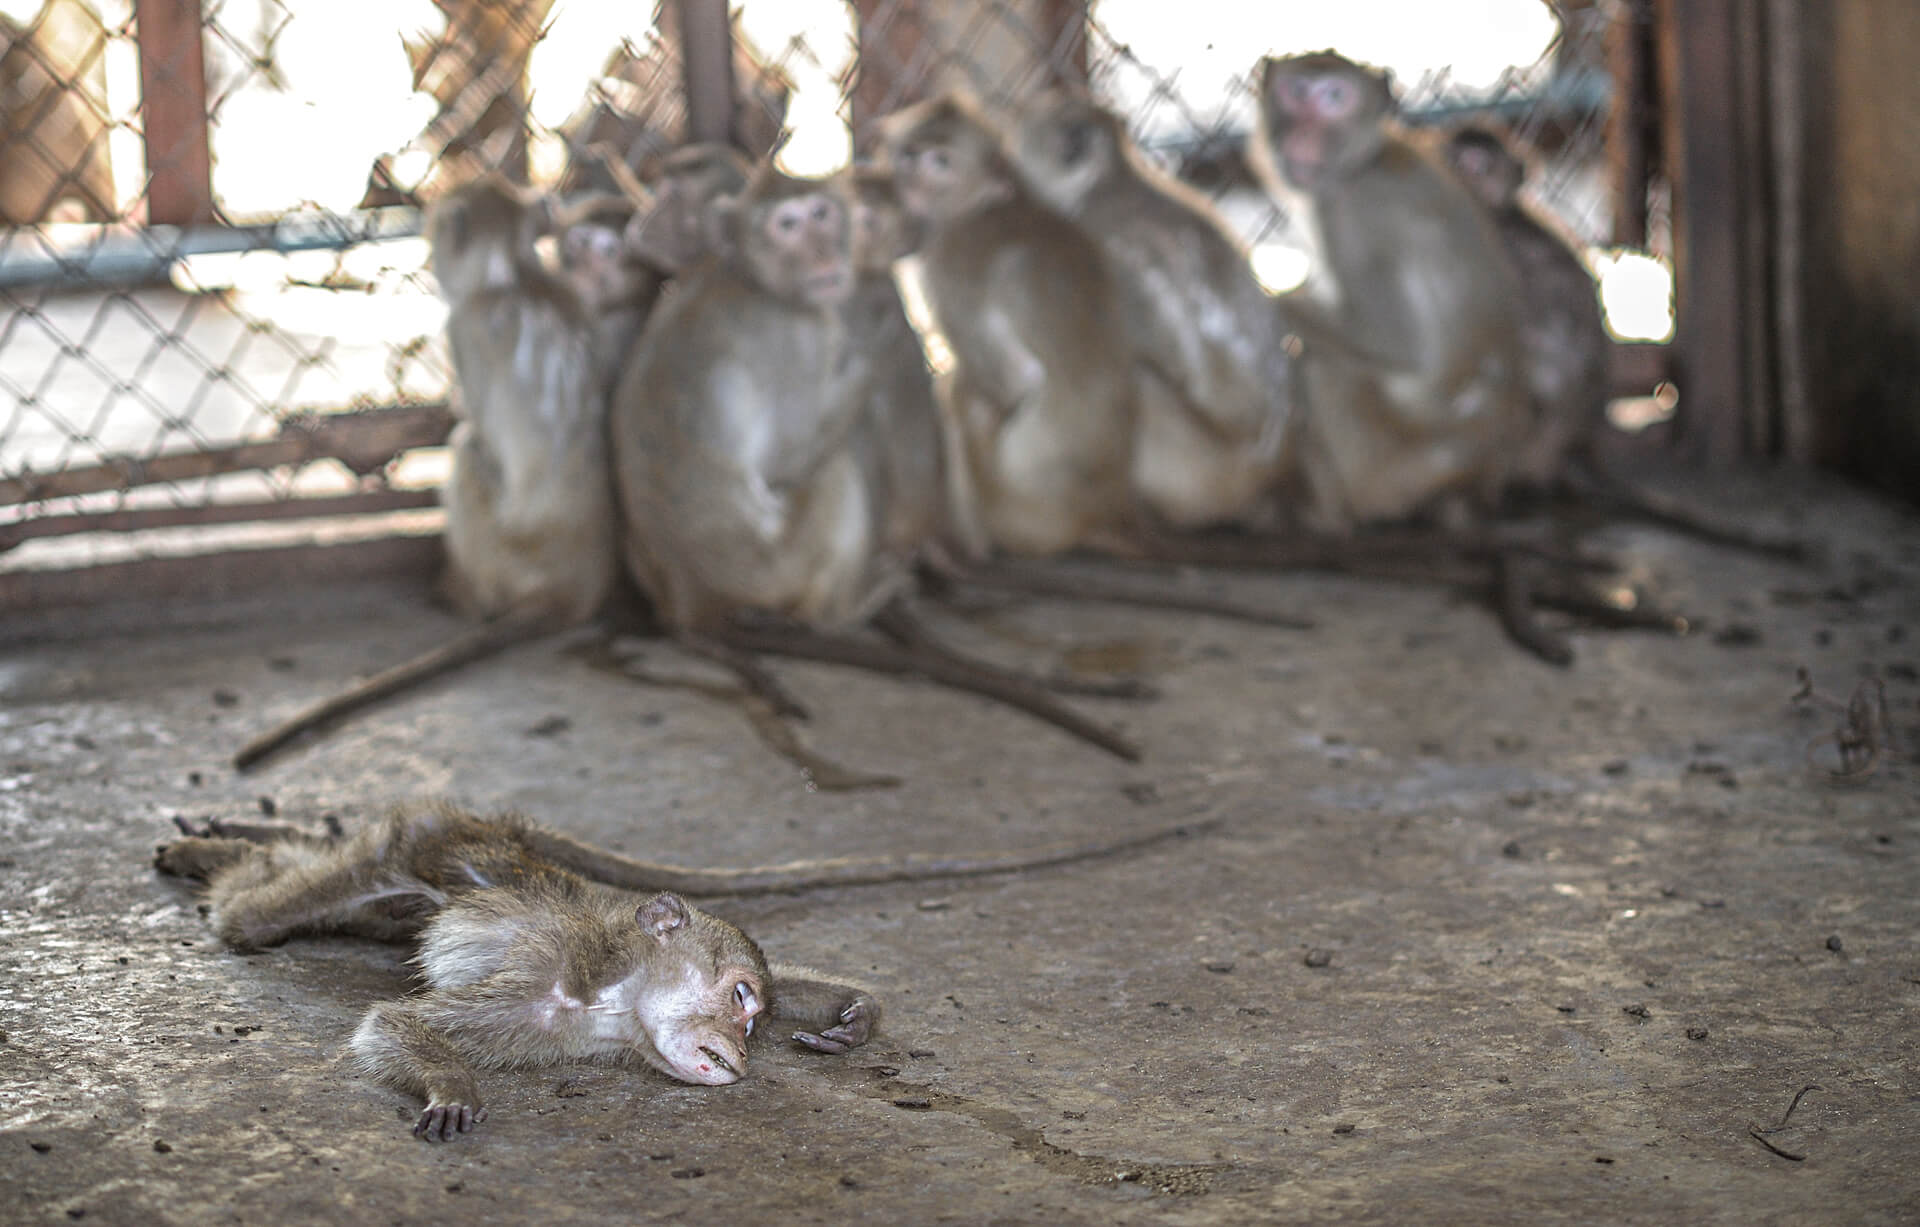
[
  {"left": 1686, "top": 1027, "right": 1709, "bottom": 1041},
  {"left": 1825, "top": 936, "right": 1844, "bottom": 953},
  {"left": 1303, "top": 949, "right": 1333, "bottom": 969}
]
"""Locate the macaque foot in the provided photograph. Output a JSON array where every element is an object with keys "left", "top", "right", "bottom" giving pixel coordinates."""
[
  {"left": 414, "top": 1099, "right": 487, "bottom": 1142},
  {"left": 791, "top": 995, "right": 878, "bottom": 1055},
  {"left": 153, "top": 836, "right": 251, "bottom": 881}
]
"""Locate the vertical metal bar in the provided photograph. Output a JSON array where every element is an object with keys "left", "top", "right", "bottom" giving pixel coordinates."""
[
  {"left": 1607, "top": 0, "right": 1654, "bottom": 249},
  {"left": 677, "top": 0, "right": 737, "bottom": 148},
  {"left": 1664, "top": 0, "right": 1748, "bottom": 465},
  {"left": 1040, "top": 0, "right": 1089, "bottom": 83},
  {"left": 134, "top": 0, "right": 214, "bottom": 225}
]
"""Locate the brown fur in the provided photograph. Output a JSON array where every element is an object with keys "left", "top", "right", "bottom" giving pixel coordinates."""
[
  {"left": 154, "top": 804, "right": 875, "bottom": 1140},
  {"left": 878, "top": 95, "right": 1139, "bottom": 558},
  {"left": 1009, "top": 92, "right": 1301, "bottom": 531}
]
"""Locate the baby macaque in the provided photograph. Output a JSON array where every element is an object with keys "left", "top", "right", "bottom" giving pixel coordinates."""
[
  {"left": 1009, "top": 92, "right": 1299, "bottom": 531},
  {"left": 155, "top": 805, "right": 870, "bottom": 1139},
  {"left": 234, "top": 176, "right": 617, "bottom": 770},
  {"left": 1442, "top": 126, "right": 1608, "bottom": 491},
  {"left": 154, "top": 804, "right": 1212, "bottom": 1137},
  {"left": 843, "top": 164, "right": 949, "bottom": 559},
  {"left": 553, "top": 190, "right": 663, "bottom": 400},
  {"left": 1251, "top": 52, "right": 1528, "bottom": 533},
  {"left": 878, "top": 93, "right": 1139, "bottom": 558},
  {"left": 1443, "top": 126, "right": 1803, "bottom": 560}
]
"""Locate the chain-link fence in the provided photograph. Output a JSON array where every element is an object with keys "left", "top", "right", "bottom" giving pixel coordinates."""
[{"left": 0, "top": 0, "right": 1651, "bottom": 611}]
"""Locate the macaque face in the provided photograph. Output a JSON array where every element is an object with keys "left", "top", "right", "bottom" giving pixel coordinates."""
[
  {"left": 1260, "top": 55, "right": 1392, "bottom": 189},
  {"left": 561, "top": 223, "right": 628, "bottom": 305},
  {"left": 639, "top": 964, "right": 767, "bottom": 1086},
  {"left": 885, "top": 109, "right": 1004, "bottom": 227},
  {"left": 761, "top": 190, "right": 855, "bottom": 307}
]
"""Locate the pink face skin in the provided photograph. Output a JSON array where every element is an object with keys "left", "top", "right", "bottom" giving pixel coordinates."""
[
  {"left": 766, "top": 192, "right": 853, "bottom": 306},
  {"left": 1272, "top": 73, "right": 1363, "bottom": 188},
  {"left": 644, "top": 971, "right": 766, "bottom": 1087}
]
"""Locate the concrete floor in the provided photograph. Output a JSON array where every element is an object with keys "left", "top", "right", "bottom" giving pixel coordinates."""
[{"left": 1, "top": 470, "right": 1916, "bottom": 1225}]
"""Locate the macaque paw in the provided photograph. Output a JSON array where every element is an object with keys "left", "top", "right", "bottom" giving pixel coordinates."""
[
  {"left": 413, "top": 1099, "right": 487, "bottom": 1142},
  {"left": 791, "top": 995, "right": 877, "bottom": 1054}
]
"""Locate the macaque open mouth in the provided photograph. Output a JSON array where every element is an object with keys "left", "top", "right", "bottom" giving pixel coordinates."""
[{"left": 699, "top": 1046, "right": 740, "bottom": 1077}]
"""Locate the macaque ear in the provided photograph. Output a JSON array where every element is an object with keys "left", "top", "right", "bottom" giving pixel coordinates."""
[
  {"left": 637, "top": 892, "right": 691, "bottom": 939},
  {"left": 1376, "top": 69, "right": 1401, "bottom": 114}
]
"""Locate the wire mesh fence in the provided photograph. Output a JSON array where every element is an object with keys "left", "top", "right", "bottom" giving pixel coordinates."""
[{"left": 0, "top": 0, "right": 1647, "bottom": 607}]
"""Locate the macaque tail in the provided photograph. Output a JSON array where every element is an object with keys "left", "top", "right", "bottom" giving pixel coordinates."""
[
  {"left": 233, "top": 601, "right": 554, "bottom": 772},
  {"left": 521, "top": 812, "right": 1220, "bottom": 896}
]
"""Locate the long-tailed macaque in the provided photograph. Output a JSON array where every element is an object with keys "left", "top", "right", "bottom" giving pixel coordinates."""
[
  {"left": 1442, "top": 126, "right": 1608, "bottom": 491},
  {"left": 154, "top": 804, "right": 1211, "bottom": 1137},
  {"left": 1443, "top": 125, "right": 1804, "bottom": 561},
  {"left": 235, "top": 177, "right": 617, "bottom": 770},
  {"left": 1009, "top": 92, "right": 1299, "bottom": 531},
  {"left": 878, "top": 94, "right": 1139, "bottom": 559},
  {"left": 155, "top": 805, "right": 868, "bottom": 1140},
  {"left": 608, "top": 163, "right": 1142, "bottom": 760},
  {"left": 610, "top": 165, "right": 887, "bottom": 632},
  {"left": 1251, "top": 52, "right": 1528, "bottom": 533}
]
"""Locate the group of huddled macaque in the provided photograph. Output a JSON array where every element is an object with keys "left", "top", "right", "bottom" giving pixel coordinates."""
[
  {"left": 242, "top": 49, "right": 1712, "bottom": 773},
  {"left": 196, "top": 50, "right": 1807, "bottom": 1141}
]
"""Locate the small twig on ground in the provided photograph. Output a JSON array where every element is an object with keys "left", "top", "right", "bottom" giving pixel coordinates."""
[{"left": 1746, "top": 1083, "right": 1822, "bottom": 1161}]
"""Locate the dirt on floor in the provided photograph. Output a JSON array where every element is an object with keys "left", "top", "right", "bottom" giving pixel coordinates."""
[{"left": 1, "top": 468, "right": 1917, "bottom": 1226}]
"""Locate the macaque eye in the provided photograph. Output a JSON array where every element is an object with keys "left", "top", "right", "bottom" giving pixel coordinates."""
[
  {"left": 734, "top": 981, "right": 762, "bottom": 1019},
  {"left": 1282, "top": 78, "right": 1312, "bottom": 106},
  {"left": 927, "top": 148, "right": 951, "bottom": 173},
  {"left": 1314, "top": 78, "right": 1356, "bottom": 114},
  {"left": 776, "top": 212, "right": 801, "bottom": 235},
  {"left": 811, "top": 199, "right": 831, "bottom": 222}
]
